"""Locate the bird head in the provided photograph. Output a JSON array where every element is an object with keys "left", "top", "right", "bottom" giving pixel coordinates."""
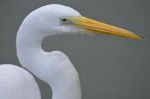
[{"left": 23, "top": 4, "right": 142, "bottom": 40}]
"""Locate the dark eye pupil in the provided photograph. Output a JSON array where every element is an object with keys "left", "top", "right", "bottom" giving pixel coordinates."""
[{"left": 62, "top": 18, "right": 67, "bottom": 21}]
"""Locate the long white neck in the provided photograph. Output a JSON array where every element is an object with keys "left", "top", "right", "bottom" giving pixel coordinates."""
[{"left": 16, "top": 21, "right": 81, "bottom": 99}]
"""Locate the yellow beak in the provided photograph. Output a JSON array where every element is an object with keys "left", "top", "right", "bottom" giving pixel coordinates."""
[{"left": 68, "top": 16, "right": 143, "bottom": 40}]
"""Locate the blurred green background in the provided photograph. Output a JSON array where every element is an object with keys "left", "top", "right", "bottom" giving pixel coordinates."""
[{"left": 0, "top": 0, "right": 150, "bottom": 99}]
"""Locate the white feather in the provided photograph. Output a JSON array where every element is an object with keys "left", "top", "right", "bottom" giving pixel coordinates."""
[{"left": 0, "top": 4, "right": 82, "bottom": 99}]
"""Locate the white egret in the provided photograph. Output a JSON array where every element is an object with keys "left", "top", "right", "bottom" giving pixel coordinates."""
[{"left": 0, "top": 4, "right": 142, "bottom": 99}]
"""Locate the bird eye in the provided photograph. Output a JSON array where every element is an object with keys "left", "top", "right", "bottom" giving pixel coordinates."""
[
  {"left": 60, "top": 18, "right": 71, "bottom": 25},
  {"left": 61, "top": 18, "right": 67, "bottom": 22}
]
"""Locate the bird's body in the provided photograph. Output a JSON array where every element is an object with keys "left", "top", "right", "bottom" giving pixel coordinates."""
[
  {"left": 0, "top": 4, "right": 141, "bottom": 99},
  {"left": 0, "top": 64, "right": 41, "bottom": 99}
]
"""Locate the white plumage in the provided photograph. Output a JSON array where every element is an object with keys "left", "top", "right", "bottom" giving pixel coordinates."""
[
  {"left": 0, "top": 4, "right": 141, "bottom": 99},
  {"left": 0, "top": 4, "right": 82, "bottom": 99},
  {"left": 0, "top": 64, "right": 41, "bottom": 99}
]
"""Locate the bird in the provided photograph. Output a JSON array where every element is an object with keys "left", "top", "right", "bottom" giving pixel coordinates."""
[{"left": 0, "top": 4, "right": 142, "bottom": 99}]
